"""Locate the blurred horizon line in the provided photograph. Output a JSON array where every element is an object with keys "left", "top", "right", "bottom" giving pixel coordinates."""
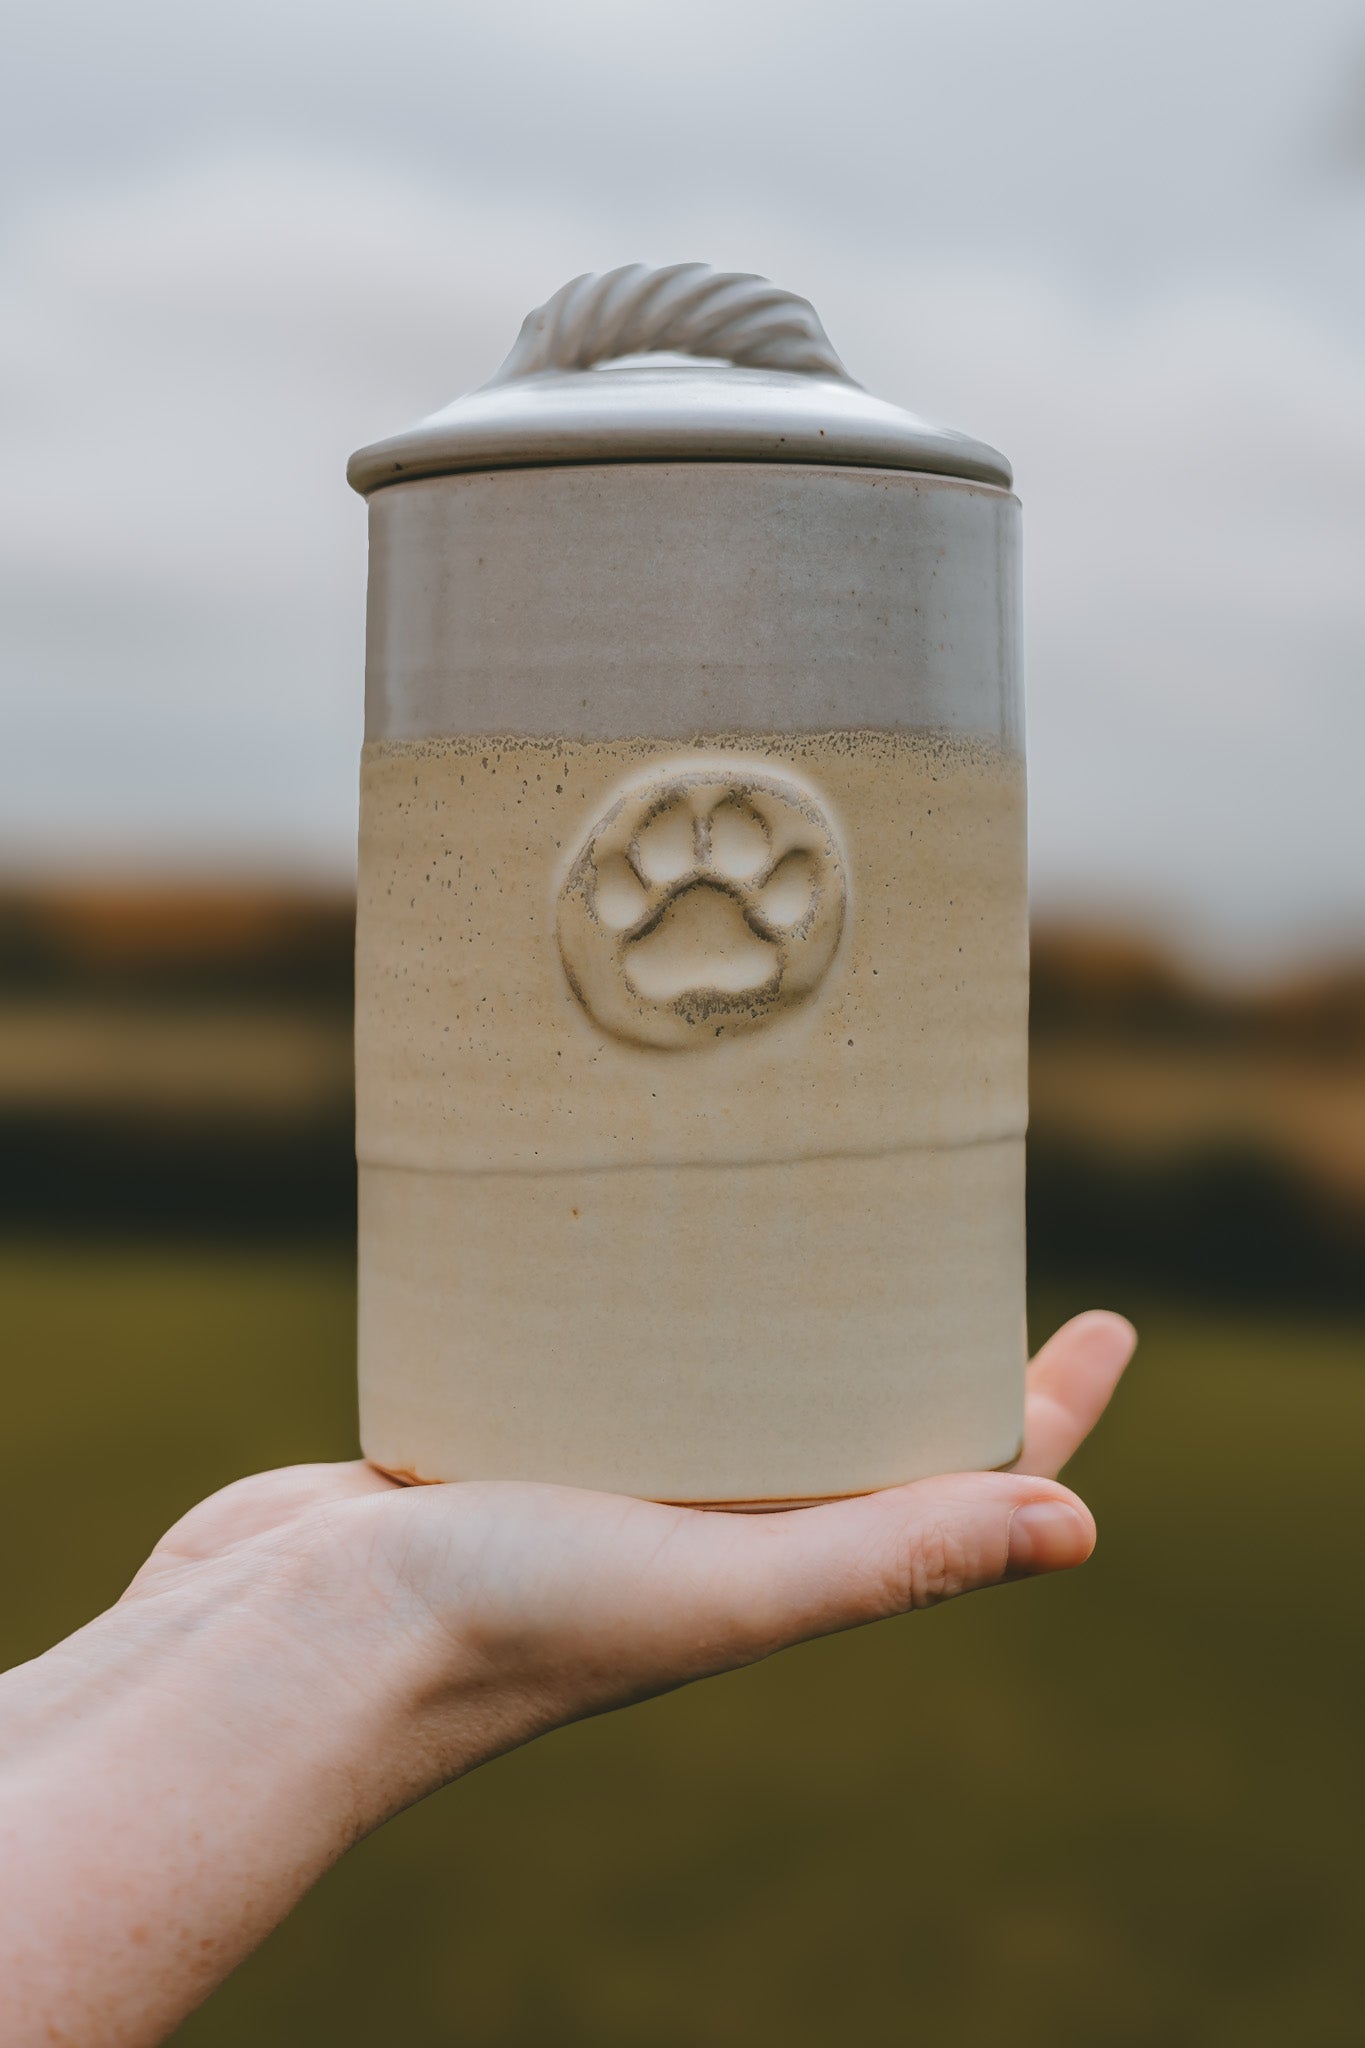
[{"left": 0, "top": 869, "right": 1359, "bottom": 997}]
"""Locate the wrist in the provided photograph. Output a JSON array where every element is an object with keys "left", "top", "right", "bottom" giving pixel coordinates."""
[
  {"left": 273, "top": 1496, "right": 546, "bottom": 1801},
  {"left": 0, "top": 1541, "right": 425, "bottom": 2047},
  {"left": 141, "top": 1525, "right": 444, "bottom": 1838},
  {"left": 20, "top": 1550, "right": 409, "bottom": 1847}
]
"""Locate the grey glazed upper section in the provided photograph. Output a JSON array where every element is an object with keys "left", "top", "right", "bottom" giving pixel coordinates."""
[
  {"left": 348, "top": 264, "right": 1011, "bottom": 493},
  {"left": 364, "top": 465, "right": 1021, "bottom": 746}
]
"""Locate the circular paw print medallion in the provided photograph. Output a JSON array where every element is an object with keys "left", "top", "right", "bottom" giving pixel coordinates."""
[{"left": 557, "top": 761, "right": 847, "bottom": 1050}]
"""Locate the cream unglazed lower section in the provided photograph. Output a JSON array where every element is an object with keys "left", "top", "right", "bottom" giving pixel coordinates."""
[
  {"left": 356, "top": 728, "right": 1028, "bottom": 1501},
  {"left": 359, "top": 1139, "right": 1025, "bottom": 1503}
]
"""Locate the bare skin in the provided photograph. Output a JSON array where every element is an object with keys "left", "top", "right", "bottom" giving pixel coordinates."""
[{"left": 0, "top": 1311, "right": 1134, "bottom": 2048}]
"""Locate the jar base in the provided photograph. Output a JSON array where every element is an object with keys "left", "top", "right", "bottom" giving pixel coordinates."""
[{"left": 367, "top": 1442, "right": 1026, "bottom": 1513}]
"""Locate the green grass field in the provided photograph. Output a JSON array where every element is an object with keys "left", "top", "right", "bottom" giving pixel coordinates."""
[{"left": 3, "top": 1242, "right": 1362, "bottom": 2047}]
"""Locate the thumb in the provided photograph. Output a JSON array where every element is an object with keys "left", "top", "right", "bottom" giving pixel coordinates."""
[{"left": 706, "top": 1472, "right": 1096, "bottom": 1662}]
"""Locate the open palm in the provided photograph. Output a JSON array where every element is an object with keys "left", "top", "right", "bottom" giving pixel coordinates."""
[{"left": 124, "top": 1311, "right": 1134, "bottom": 1771}]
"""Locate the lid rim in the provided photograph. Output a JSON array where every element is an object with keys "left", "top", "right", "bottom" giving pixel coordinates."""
[{"left": 349, "top": 442, "right": 1015, "bottom": 495}]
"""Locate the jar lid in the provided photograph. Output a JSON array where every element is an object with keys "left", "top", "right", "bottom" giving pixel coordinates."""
[{"left": 347, "top": 263, "right": 1011, "bottom": 495}]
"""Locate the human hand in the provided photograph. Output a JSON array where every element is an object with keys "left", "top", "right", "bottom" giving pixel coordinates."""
[
  {"left": 127, "top": 1310, "right": 1135, "bottom": 1808},
  {"left": 3, "top": 1312, "right": 1132, "bottom": 2048}
]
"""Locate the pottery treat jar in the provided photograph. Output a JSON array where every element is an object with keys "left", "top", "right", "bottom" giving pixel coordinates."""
[{"left": 348, "top": 263, "right": 1026, "bottom": 1505}]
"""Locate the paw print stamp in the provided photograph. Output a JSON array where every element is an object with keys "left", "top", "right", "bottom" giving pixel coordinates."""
[{"left": 557, "top": 761, "right": 847, "bottom": 1049}]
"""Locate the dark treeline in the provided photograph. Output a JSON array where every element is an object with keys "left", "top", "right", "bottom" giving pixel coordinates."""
[
  {"left": 4, "top": 1113, "right": 1360, "bottom": 1306},
  {"left": 1031, "top": 924, "right": 1365, "bottom": 1065},
  {"left": 0, "top": 884, "right": 356, "bottom": 1005},
  {"left": 5, "top": 887, "right": 1363, "bottom": 1053}
]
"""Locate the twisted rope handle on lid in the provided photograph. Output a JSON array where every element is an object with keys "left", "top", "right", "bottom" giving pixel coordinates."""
[{"left": 487, "top": 263, "right": 855, "bottom": 384}]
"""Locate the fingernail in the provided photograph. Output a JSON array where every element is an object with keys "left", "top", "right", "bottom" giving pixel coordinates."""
[{"left": 1007, "top": 1501, "right": 1093, "bottom": 1577}]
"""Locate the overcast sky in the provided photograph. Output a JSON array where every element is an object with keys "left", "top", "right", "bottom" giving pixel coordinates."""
[{"left": 2, "top": 0, "right": 1363, "bottom": 968}]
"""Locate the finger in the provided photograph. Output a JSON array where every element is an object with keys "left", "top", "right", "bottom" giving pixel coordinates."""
[
  {"left": 1017, "top": 1311, "right": 1136, "bottom": 1478},
  {"left": 653, "top": 1468, "right": 1097, "bottom": 1674}
]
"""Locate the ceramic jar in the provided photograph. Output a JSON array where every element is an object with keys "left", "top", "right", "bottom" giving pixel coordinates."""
[{"left": 349, "top": 264, "right": 1026, "bottom": 1504}]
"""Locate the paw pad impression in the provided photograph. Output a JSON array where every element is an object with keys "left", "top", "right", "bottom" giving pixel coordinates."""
[{"left": 557, "top": 762, "right": 847, "bottom": 1049}]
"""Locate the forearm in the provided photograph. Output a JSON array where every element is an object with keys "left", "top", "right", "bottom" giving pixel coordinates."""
[{"left": 0, "top": 1544, "right": 424, "bottom": 2048}]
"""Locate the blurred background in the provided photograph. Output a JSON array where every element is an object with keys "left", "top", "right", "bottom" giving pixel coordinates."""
[{"left": 2, "top": 3, "right": 1363, "bottom": 2043}]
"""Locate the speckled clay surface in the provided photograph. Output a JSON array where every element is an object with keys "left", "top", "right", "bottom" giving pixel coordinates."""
[{"left": 356, "top": 728, "right": 1027, "bottom": 1501}]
